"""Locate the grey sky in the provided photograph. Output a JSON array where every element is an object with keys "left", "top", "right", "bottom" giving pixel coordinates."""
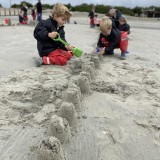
[{"left": 1, "top": 0, "right": 160, "bottom": 8}]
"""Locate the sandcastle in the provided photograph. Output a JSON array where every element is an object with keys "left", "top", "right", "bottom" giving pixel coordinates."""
[
  {"left": 82, "top": 62, "right": 96, "bottom": 80},
  {"left": 47, "top": 115, "right": 71, "bottom": 144},
  {"left": 59, "top": 102, "right": 78, "bottom": 127},
  {"left": 62, "top": 87, "right": 82, "bottom": 111},
  {"left": 80, "top": 71, "right": 92, "bottom": 84},
  {"left": 37, "top": 137, "right": 65, "bottom": 160},
  {"left": 78, "top": 75, "right": 91, "bottom": 94}
]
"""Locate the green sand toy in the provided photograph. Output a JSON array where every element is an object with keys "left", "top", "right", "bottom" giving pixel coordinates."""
[{"left": 53, "top": 33, "right": 83, "bottom": 57}]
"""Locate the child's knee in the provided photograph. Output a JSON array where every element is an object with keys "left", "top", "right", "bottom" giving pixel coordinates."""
[
  {"left": 60, "top": 50, "right": 73, "bottom": 60},
  {"left": 66, "top": 52, "right": 73, "bottom": 60},
  {"left": 57, "top": 57, "right": 67, "bottom": 65}
]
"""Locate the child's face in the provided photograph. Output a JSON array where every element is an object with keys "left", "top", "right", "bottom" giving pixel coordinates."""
[
  {"left": 54, "top": 16, "right": 66, "bottom": 27},
  {"left": 101, "top": 27, "right": 112, "bottom": 36},
  {"left": 119, "top": 20, "right": 125, "bottom": 25}
]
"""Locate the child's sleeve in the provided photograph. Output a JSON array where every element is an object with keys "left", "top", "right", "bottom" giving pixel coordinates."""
[
  {"left": 97, "top": 34, "right": 103, "bottom": 48},
  {"left": 127, "top": 24, "right": 130, "bottom": 34},
  {"left": 34, "top": 21, "right": 49, "bottom": 41}
]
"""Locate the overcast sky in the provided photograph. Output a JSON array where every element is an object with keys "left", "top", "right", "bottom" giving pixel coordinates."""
[{"left": 1, "top": 0, "right": 160, "bottom": 8}]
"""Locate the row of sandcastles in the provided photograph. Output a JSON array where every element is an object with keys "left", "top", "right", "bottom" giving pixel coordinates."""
[
  {"left": 37, "top": 53, "right": 102, "bottom": 160},
  {"left": 0, "top": 52, "right": 102, "bottom": 160}
]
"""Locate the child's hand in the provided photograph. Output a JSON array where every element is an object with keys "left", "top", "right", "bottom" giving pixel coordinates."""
[
  {"left": 48, "top": 32, "right": 58, "bottom": 39},
  {"left": 96, "top": 47, "right": 105, "bottom": 54},
  {"left": 65, "top": 45, "right": 74, "bottom": 51},
  {"left": 99, "top": 47, "right": 105, "bottom": 54}
]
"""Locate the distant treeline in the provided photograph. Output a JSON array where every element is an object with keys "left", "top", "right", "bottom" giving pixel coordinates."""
[{"left": 1, "top": 1, "right": 160, "bottom": 16}]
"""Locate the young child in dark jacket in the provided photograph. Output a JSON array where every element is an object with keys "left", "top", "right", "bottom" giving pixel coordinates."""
[
  {"left": 118, "top": 17, "right": 130, "bottom": 34},
  {"left": 34, "top": 3, "right": 74, "bottom": 66},
  {"left": 19, "top": 10, "right": 27, "bottom": 24},
  {"left": 97, "top": 16, "right": 128, "bottom": 60}
]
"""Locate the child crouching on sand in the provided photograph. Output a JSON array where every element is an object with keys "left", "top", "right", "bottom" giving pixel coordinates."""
[
  {"left": 96, "top": 16, "right": 128, "bottom": 60},
  {"left": 34, "top": 3, "right": 74, "bottom": 67}
]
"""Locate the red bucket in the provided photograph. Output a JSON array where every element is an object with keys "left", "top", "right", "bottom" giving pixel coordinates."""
[{"left": 5, "top": 18, "right": 9, "bottom": 25}]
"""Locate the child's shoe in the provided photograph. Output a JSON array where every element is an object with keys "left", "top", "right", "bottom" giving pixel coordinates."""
[
  {"left": 120, "top": 53, "right": 126, "bottom": 60},
  {"left": 35, "top": 57, "right": 43, "bottom": 67},
  {"left": 125, "top": 50, "right": 129, "bottom": 54}
]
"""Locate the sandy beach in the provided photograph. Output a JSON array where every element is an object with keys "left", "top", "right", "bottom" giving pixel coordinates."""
[{"left": 0, "top": 12, "right": 160, "bottom": 160}]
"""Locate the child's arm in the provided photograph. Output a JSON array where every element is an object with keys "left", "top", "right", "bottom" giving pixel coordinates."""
[
  {"left": 122, "top": 24, "right": 130, "bottom": 33},
  {"left": 59, "top": 30, "right": 74, "bottom": 51},
  {"left": 126, "top": 24, "right": 130, "bottom": 34},
  {"left": 34, "top": 21, "right": 49, "bottom": 41},
  {"left": 97, "top": 34, "right": 104, "bottom": 48},
  {"left": 96, "top": 34, "right": 106, "bottom": 54},
  {"left": 65, "top": 45, "right": 74, "bottom": 51}
]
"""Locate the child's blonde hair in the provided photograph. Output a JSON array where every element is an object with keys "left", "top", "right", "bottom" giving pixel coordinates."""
[
  {"left": 100, "top": 16, "right": 112, "bottom": 33},
  {"left": 52, "top": 3, "right": 72, "bottom": 21}
]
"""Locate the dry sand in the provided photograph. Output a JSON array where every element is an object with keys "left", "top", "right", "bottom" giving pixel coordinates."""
[{"left": 0, "top": 12, "right": 160, "bottom": 160}]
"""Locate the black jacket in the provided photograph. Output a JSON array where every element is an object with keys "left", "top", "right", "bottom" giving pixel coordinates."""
[
  {"left": 97, "top": 26, "right": 121, "bottom": 54},
  {"left": 21, "top": 6, "right": 27, "bottom": 16},
  {"left": 19, "top": 15, "right": 25, "bottom": 23},
  {"left": 110, "top": 10, "right": 122, "bottom": 28},
  {"left": 36, "top": 2, "right": 42, "bottom": 13},
  {"left": 118, "top": 23, "right": 130, "bottom": 34},
  {"left": 88, "top": 9, "right": 94, "bottom": 19},
  {"left": 34, "top": 17, "right": 67, "bottom": 57}
]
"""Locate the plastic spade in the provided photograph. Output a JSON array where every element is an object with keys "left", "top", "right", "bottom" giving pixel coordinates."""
[{"left": 53, "top": 33, "right": 83, "bottom": 57}]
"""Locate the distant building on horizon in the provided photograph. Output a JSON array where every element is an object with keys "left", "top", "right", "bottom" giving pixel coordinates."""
[{"left": 141, "top": 8, "right": 160, "bottom": 18}]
